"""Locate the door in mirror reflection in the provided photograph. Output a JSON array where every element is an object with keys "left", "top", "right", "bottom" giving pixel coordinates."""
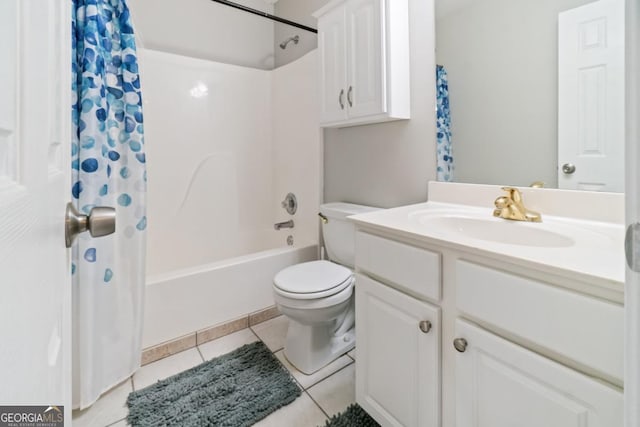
[{"left": 558, "top": 0, "right": 624, "bottom": 192}]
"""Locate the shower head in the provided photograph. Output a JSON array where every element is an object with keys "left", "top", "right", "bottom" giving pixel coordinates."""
[{"left": 279, "top": 35, "right": 300, "bottom": 49}]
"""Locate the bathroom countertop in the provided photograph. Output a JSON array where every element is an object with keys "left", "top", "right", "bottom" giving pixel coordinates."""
[{"left": 349, "top": 182, "right": 626, "bottom": 292}]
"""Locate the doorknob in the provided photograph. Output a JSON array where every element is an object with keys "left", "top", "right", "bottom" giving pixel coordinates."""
[
  {"left": 65, "top": 202, "right": 116, "bottom": 248},
  {"left": 626, "top": 223, "right": 640, "bottom": 272},
  {"left": 561, "top": 163, "right": 576, "bottom": 174}
]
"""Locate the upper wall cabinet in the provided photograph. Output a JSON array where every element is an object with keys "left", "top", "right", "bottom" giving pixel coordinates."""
[{"left": 314, "top": 0, "right": 410, "bottom": 128}]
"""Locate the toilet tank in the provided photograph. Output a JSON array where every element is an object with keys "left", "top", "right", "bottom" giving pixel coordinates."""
[{"left": 320, "top": 202, "right": 382, "bottom": 268}]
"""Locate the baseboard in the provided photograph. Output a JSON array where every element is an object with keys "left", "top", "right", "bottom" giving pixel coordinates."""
[{"left": 141, "top": 305, "right": 281, "bottom": 366}]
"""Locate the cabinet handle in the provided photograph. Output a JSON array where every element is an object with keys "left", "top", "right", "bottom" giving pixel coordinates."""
[
  {"left": 453, "top": 338, "right": 468, "bottom": 353},
  {"left": 339, "top": 89, "right": 345, "bottom": 110},
  {"left": 347, "top": 85, "right": 353, "bottom": 107},
  {"left": 419, "top": 320, "right": 432, "bottom": 334}
]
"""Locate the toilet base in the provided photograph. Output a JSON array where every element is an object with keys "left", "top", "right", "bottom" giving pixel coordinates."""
[
  {"left": 275, "top": 278, "right": 356, "bottom": 375},
  {"left": 283, "top": 321, "right": 355, "bottom": 375}
]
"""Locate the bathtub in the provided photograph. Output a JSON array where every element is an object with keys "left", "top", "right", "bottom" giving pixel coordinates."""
[
  {"left": 143, "top": 243, "right": 318, "bottom": 348},
  {"left": 139, "top": 49, "right": 321, "bottom": 349}
]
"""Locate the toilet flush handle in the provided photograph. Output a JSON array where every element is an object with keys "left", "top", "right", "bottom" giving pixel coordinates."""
[{"left": 318, "top": 212, "right": 328, "bottom": 224}]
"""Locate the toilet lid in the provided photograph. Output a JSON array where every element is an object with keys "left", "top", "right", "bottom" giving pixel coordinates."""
[{"left": 274, "top": 260, "right": 352, "bottom": 295}]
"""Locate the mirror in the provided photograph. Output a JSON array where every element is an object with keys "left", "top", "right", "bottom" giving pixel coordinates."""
[{"left": 435, "top": 0, "right": 625, "bottom": 192}]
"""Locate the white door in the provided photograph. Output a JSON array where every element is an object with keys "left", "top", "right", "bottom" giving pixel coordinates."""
[
  {"left": 346, "top": 0, "right": 384, "bottom": 119},
  {"left": 0, "top": 0, "right": 71, "bottom": 423},
  {"left": 558, "top": 0, "right": 625, "bottom": 192},
  {"left": 318, "top": 5, "right": 349, "bottom": 124},
  {"left": 624, "top": 0, "right": 640, "bottom": 425},
  {"left": 356, "top": 274, "right": 441, "bottom": 427},
  {"left": 455, "top": 320, "right": 623, "bottom": 427}
]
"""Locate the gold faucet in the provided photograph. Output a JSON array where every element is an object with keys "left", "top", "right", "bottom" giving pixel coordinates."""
[{"left": 493, "top": 187, "right": 542, "bottom": 222}]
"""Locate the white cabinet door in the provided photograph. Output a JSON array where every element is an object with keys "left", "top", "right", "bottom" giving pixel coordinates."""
[
  {"left": 315, "top": 0, "right": 409, "bottom": 127},
  {"left": 346, "top": 0, "right": 384, "bottom": 119},
  {"left": 356, "top": 274, "right": 440, "bottom": 427},
  {"left": 455, "top": 319, "right": 623, "bottom": 427},
  {"left": 318, "top": 5, "right": 348, "bottom": 123}
]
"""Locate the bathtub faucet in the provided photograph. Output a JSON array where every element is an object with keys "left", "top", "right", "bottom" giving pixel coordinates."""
[{"left": 274, "top": 220, "right": 294, "bottom": 230}]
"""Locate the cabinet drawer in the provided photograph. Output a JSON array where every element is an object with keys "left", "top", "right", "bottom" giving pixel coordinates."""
[
  {"left": 356, "top": 231, "right": 441, "bottom": 301},
  {"left": 456, "top": 260, "right": 623, "bottom": 383}
]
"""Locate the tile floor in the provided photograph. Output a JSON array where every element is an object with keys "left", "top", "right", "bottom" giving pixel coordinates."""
[{"left": 72, "top": 316, "right": 356, "bottom": 427}]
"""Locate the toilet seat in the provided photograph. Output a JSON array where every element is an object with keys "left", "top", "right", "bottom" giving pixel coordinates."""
[
  {"left": 274, "top": 282, "right": 353, "bottom": 310},
  {"left": 273, "top": 260, "right": 353, "bottom": 300}
]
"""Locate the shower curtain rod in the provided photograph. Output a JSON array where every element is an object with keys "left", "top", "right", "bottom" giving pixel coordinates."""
[{"left": 211, "top": 0, "right": 318, "bottom": 34}]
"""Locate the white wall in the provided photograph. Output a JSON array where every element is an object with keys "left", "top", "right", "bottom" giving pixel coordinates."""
[
  {"left": 273, "top": 0, "right": 325, "bottom": 68},
  {"left": 140, "top": 48, "right": 320, "bottom": 277},
  {"left": 323, "top": 0, "right": 438, "bottom": 208},
  {"left": 271, "top": 51, "right": 322, "bottom": 247},
  {"left": 436, "top": 0, "right": 596, "bottom": 187},
  {"left": 128, "top": 0, "right": 276, "bottom": 69},
  {"left": 140, "top": 49, "right": 276, "bottom": 277}
]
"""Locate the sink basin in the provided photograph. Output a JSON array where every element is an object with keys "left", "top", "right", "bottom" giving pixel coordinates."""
[{"left": 416, "top": 215, "right": 575, "bottom": 248}]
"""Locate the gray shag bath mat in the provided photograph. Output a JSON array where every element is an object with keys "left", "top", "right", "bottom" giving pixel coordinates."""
[
  {"left": 127, "top": 341, "right": 301, "bottom": 426},
  {"left": 322, "top": 404, "right": 381, "bottom": 427}
]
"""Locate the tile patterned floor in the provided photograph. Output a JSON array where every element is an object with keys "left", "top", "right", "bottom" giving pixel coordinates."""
[{"left": 72, "top": 315, "right": 356, "bottom": 427}]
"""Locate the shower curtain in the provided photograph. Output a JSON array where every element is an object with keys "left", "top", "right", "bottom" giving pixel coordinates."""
[
  {"left": 436, "top": 65, "right": 453, "bottom": 181},
  {"left": 71, "top": 0, "right": 146, "bottom": 409}
]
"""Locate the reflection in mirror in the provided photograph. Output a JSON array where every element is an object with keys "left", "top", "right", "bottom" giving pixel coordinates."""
[{"left": 435, "top": 0, "right": 625, "bottom": 192}]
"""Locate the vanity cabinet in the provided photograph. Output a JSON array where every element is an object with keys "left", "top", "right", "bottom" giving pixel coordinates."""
[
  {"left": 455, "top": 260, "right": 624, "bottom": 383},
  {"left": 315, "top": 0, "right": 410, "bottom": 128},
  {"left": 355, "top": 273, "right": 441, "bottom": 427},
  {"left": 455, "top": 319, "right": 623, "bottom": 427},
  {"left": 454, "top": 260, "right": 623, "bottom": 426},
  {"left": 353, "top": 228, "right": 623, "bottom": 427}
]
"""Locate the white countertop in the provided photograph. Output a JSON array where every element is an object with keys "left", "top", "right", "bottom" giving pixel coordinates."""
[{"left": 349, "top": 182, "right": 626, "bottom": 287}]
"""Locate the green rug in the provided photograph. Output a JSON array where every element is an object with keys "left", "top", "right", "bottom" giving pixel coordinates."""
[
  {"left": 127, "top": 341, "right": 301, "bottom": 427},
  {"left": 322, "top": 404, "right": 381, "bottom": 427}
]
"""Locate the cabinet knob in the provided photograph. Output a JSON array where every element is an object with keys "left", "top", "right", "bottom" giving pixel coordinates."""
[
  {"left": 347, "top": 85, "right": 353, "bottom": 107},
  {"left": 453, "top": 338, "right": 468, "bottom": 353},
  {"left": 419, "top": 320, "right": 432, "bottom": 334},
  {"left": 339, "top": 89, "right": 345, "bottom": 110}
]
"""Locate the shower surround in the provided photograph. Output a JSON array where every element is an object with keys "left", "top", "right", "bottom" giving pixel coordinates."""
[{"left": 139, "top": 49, "right": 321, "bottom": 349}]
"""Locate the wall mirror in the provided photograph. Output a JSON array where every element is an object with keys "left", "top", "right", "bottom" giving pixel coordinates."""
[{"left": 435, "top": 0, "right": 625, "bottom": 192}]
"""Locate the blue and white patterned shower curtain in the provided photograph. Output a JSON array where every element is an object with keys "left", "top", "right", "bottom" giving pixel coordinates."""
[
  {"left": 71, "top": 0, "right": 146, "bottom": 409},
  {"left": 436, "top": 65, "right": 453, "bottom": 181}
]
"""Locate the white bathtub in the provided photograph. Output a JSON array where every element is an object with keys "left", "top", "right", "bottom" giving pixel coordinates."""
[
  {"left": 143, "top": 243, "right": 317, "bottom": 348},
  {"left": 139, "top": 49, "right": 321, "bottom": 349}
]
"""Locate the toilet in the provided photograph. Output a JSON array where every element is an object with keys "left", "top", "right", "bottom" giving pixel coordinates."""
[{"left": 273, "top": 202, "right": 381, "bottom": 374}]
